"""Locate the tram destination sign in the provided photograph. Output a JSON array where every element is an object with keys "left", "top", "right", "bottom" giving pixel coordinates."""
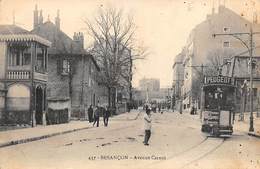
[{"left": 204, "top": 76, "right": 235, "bottom": 85}]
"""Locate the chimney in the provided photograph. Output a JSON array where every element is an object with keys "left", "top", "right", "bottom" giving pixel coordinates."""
[
  {"left": 55, "top": 10, "right": 60, "bottom": 29},
  {"left": 39, "top": 10, "right": 43, "bottom": 25},
  {"left": 73, "top": 32, "right": 84, "bottom": 49},
  {"left": 33, "top": 4, "right": 39, "bottom": 29}
]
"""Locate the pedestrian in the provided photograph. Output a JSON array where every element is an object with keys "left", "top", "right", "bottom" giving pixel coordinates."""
[
  {"left": 143, "top": 108, "right": 152, "bottom": 146},
  {"left": 103, "top": 106, "right": 110, "bottom": 127},
  {"left": 87, "top": 105, "right": 93, "bottom": 123},
  {"left": 93, "top": 106, "right": 100, "bottom": 127}
]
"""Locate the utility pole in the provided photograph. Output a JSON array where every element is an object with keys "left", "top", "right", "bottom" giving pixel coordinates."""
[
  {"left": 249, "top": 27, "right": 254, "bottom": 132},
  {"left": 188, "top": 64, "right": 208, "bottom": 118},
  {"left": 213, "top": 26, "right": 260, "bottom": 133}
]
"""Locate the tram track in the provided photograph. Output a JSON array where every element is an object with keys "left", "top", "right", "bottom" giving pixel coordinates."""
[
  {"left": 179, "top": 137, "right": 226, "bottom": 169},
  {"left": 148, "top": 136, "right": 226, "bottom": 169}
]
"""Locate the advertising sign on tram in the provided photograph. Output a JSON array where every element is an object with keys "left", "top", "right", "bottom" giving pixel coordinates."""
[{"left": 204, "top": 76, "right": 236, "bottom": 86}]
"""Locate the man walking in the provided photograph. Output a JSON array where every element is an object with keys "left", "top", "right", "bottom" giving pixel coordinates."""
[
  {"left": 93, "top": 106, "right": 100, "bottom": 127},
  {"left": 103, "top": 106, "right": 110, "bottom": 127},
  {"left": 143, "top": 108, "right": 152, "bottom": 146},
  {"left": 87, "top": 105, "right": 93, "bottom": 123}
]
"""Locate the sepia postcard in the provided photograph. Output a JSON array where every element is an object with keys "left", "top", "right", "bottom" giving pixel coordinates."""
[{"left": 0, "top": 0, "right": 260, "bottom": 169}]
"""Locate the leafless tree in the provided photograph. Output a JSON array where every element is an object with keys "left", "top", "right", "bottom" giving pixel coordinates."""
[
  {"left": 204, "top": 48, "right": 235, "bottom": 76},
  {"left": 84, "top": 7, "right": 147, "bottom": 110}
]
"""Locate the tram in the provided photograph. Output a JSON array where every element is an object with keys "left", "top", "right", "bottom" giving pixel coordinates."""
[{"left": 201, "top": 76, "right": 236, "bottom": 136}]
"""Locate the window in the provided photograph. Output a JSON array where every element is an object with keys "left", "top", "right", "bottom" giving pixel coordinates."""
[
  {"left": 9, "top": 47, "right": 22, "bottom": 66},
  {"left": 223, "top": 27, "right": 230, "bottom": 32},
  {"left": 9, "top": 45, "right": 31, "bottom": 66},
  {"left": 223, "top": 41, "right": 230, "bottom": 48},
  {"left": 62, "top": 59, "right": 70, "bottom": 74}
]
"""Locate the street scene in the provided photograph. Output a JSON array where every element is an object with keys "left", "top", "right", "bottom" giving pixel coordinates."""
[{"left": 0, "top": 0, "right": 260, "bottom": 169}]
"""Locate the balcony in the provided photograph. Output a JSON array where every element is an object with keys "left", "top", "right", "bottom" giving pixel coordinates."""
[{"left": 7, "top": 70, "right": 30, "bottom": 80}]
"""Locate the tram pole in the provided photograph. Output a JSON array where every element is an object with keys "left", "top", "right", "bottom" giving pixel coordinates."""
[
  {"left": 249, "top": 27, "right": 254, "bottom": 132},
  {"left": 212, "top": 26, "right": 260, "bottom": 133}
]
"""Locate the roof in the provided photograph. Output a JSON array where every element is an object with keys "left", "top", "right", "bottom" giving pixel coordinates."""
[
  {"left": 31, "top": 21, "right": 85, "bottom": 55},
  {"left": 31, "top": 21, "right": 100, "bottom": 71},
  {"left": 0, "top": 25, "right": 51, "bottom": 46},
  {"left": 0, "top": 25, "right": 29, "bottom": 34}
]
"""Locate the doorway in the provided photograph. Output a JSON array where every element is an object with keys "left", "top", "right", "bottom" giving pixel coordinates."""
[{"left": 35, "top": 86, "right": 43, "bottom": 124}]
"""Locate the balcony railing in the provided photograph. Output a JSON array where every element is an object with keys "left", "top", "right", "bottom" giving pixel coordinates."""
[{"left": 7, "top": 70, "right": 30, "bottom": 80}]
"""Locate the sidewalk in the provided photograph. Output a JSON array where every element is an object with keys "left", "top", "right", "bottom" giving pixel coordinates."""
[
  {"left": 0, "top": 110, "right": 141, "bottom": 148},
  {"left": 233, "top": 112, "right": 260, "bottom": 138},
  {"left": 178, "top": 110, "right": 260, "bottom": 138}
]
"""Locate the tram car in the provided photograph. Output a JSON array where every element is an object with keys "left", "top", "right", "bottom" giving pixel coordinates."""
[{"left": 201, "top": 76, "right": 236, "bottom": 136}]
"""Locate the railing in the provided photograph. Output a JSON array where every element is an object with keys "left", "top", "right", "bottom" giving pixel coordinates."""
[{"left": 7, "top": 70, "right": 30, "bottom": 80}]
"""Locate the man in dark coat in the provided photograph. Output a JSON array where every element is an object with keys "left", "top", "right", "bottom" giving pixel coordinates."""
[
  {"left": 103, "top": 106, "right": 110, "bottom": 127},
  {"left": 93, "top": 106, "right": 100, "bottom": 127},
  {"left": 87, "top": 105, "right": 93, "bottom": 123}
]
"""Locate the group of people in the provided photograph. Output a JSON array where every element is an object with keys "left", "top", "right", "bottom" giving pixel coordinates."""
[
  {"left": 87, "top": 105, "right": 110, "bottom": 127},
  {"left": 87, "top": 103, "right": 153, "bottom": 146}
]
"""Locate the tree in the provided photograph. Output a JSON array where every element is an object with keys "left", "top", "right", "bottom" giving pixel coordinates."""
[
  {"left": 85, "top": 7, "right": 146, "bottom": 111},
  {"left": 204, "top": 48, "right": 235, "bottom": 76}
]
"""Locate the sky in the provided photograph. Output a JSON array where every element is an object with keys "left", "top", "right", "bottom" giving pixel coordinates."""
[{"left": 0, "top": 0, "right": 259, "bottom": 88}]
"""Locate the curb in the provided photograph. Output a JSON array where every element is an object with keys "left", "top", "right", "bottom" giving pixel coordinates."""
[
  {"left": 0, "top": 126, "right": 91, "bottom": 149},
  {"left": 0, "top": 111, "right": 141, "bottom": 149},
  {"left": 248, "top": 132, "right": 260, "bottom": 139}
]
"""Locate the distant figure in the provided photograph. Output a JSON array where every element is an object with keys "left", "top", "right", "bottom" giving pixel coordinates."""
[
  {"left": 93, "top": 106, "right": 100, "bottom": 127},
  {"left": 145, "top": 104, "right": 148, "bottom": 111},
  {"left": 190, "top": 106, "right": 195, "bottom": 115},
  {"left": 103, "top": 106, "right": 110, "bottom": 127},
  {"left": 87, "top": 105, "right": 93, "bottom": 123},
  {"left": 143, "top": 108, "right": 152, "bottom": 146}
]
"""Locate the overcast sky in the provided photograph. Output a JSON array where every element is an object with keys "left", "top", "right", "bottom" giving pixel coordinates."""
[{"left": 0, "top": 0, "right": 259, "bottom": 88}]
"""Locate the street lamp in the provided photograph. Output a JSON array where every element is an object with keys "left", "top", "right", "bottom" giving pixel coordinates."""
[{"left": 213, "top": 26, "right": 260, "bottom": 133}]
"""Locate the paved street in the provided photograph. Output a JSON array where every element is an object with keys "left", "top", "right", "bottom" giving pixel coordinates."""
[{"left": 0, "top": 111, "right": 259, "bottom": 169}]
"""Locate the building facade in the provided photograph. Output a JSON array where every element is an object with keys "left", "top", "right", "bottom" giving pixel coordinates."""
[
  {"left": 139, "top": 78, "right": 160, "bottom": 92},
  {"left": 31, "top": 6, "right": 106, "bottom": 120},
  {"left": 181, "top": 5, "right": 260, "bottom": 112},
  {"left": 223, "top": 56, "right": 260, "bottom": 112},
  {"left": 172, "top": 49, "right": 185, "bottom": 111},
  {"left": 0, "top": 24, "right": 51, "bottom": 125}
]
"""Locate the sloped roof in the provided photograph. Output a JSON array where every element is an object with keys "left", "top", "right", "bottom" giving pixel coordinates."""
[
  {"left": 31, "top": 21, "right": 85, "bottom": 55},
  {"left": 0, "top": 25, "right": 51, "bottom": 46},
  {"left": 0, "top": 25, "right": 29, "bottom": 34}
]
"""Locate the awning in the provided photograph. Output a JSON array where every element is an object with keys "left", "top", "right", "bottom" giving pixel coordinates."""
[{"left": 0, "top": 34, "right": 51, "bottom": 47}]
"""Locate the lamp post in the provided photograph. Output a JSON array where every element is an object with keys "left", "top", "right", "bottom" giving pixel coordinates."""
[{"left": 213, "top": 26, "right": 260, "bottom": 132}]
